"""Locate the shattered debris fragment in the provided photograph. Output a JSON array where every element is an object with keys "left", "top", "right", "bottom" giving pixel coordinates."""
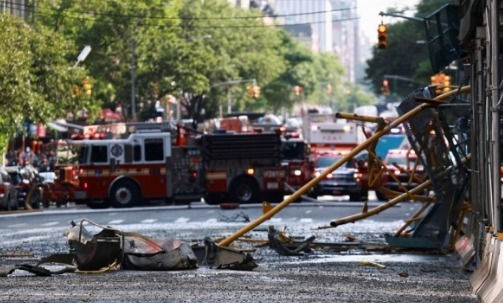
[
  {"left": 357, "top": 261, "right": 386, "bottom": 269},
  {"left": 267, "top": 226, "right": 315, "bottom": 256},
  {"left": 218, "top": 211, "right": 251, "bottom": 223},
  {"left": 191, "top": 237, "right": 258, "bottom": 270}
]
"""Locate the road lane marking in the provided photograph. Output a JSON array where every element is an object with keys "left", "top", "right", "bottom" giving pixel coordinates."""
[
  {"left": 141, "top": 219, "right": 157, "bottom": 224},
  {"left": 9, "top": 223, "right": 27, "bottom": 228},
  {"left": 108, "top": 219, "right": 124, "bottom": 225},
  {"left": 41, "top": 222, "right": 59, "bottom": 226},
  {"left": 205, "top": 218, "right": 217, "bottom": 223},
  {"left": 305, "top": 210, "right": 312, "bottom": 214},
  {"left": 300, "top": 218, "right": 313, "bottom": 223},
  {"left": 270, "top": 218, "right": 282, "bottom": 223},
  {"left": 175, "top": 217, "right": 189, "bottom": 223}
]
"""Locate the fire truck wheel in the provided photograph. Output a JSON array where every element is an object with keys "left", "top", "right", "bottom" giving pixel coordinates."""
[
  {"left": 110, "top": 180, "right": 140, "bottom": 208},
  {"left": 229, "top": 177, "right": 260, "bottom": 204}
]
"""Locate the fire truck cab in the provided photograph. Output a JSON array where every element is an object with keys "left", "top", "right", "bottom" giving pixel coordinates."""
[
  {"left": 55, "top": 123, "right": 204, "bottom": 208},
  {"left": 280, "top": 137, "right": 314, "bottom": 193}
]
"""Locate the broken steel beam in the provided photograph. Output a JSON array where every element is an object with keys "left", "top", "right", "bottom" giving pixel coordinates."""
[{"left": 217, "top": 86, "right": 471, "bottom": 247}]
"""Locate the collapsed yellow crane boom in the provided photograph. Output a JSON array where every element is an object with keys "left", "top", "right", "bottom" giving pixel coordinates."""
[{"left": 218, "top": 86, "right": 471, "bottom": 247}]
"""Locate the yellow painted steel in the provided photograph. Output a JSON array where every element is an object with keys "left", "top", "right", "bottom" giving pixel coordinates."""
[
  {"left": 335, "top": 112, "right": 385, "bottom": 125},
  {"left": 217, "top": 86, "right": 471, "bottom": 247}
]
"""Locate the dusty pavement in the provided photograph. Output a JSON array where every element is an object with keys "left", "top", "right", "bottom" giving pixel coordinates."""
[
  {"left": 0, "top": 252, "right": 477, "bottom": 303},
  {"left": 0, "top": 220, "right": 478, "bottom": 303}
]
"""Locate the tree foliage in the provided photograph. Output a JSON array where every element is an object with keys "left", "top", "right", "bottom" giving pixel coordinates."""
[
  {"left": 34, "top": 0, "right": 369, "bottom": 120},
  {"left": 0, "top": 13, "right": 91, "bottom": 152},
  {"left": 365, "top": 0, "right": 457, "bottom": 101}
]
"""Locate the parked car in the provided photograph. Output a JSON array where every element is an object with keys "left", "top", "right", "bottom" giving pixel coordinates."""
[
  {"left": 5, "top": 166, "right": 43, "bottom": 209},
  {"left": 5, "top": 166, "right": 28, "bottom": 208},
  {"left": 0, "top": 167, "right": 18, "bottom": 211}
]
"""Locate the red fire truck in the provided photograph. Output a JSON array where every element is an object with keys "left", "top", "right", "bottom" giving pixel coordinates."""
[
  {"left": 202, "top": 132, "right": 286, "bottom": 204},
  {"left": 301, "top": 110, "right": 368, "bottom": 200},
  {"left": 52, "top": 122, "right": 287, "bottom": 208},
  {"left": 280, "top": 136, "right": 314, "bottom": 194},
  {"left": 53, "top": 122, "right": 204, "bottom": 208}
]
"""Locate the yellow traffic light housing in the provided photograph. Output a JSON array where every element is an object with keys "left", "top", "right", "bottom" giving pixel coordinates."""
[
  {"left": 253, "top": 85, "right": 260, "bottom": 98},
  {"left": 82, "top": 77, "right": 92, "bottom": 96},
  {"left": 430, "top": 73, "right": 451, "bottom": 95},
  {"left": 246, "top": 85, "right": 254, "bottom": 99},
  {"left": 442, "top": 75, "right": 451, "bottom": 93},
  {"left": 246, "top": 84, "right": 260, "bottom": 99},
  {"left": 377, "top": 23, "right": 387, "bottom": 49}
]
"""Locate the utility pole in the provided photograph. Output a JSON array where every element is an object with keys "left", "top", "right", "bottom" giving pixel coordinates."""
[
  {"left": 211, "top": 79, "right": 257, "bottom": 117},
  {"left": 130, "top": 27, "right": 137, "bottom": 121}
]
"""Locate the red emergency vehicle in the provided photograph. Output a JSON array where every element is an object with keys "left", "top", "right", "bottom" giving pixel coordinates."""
[
  {"left": 51, "top": 122, "right": 288, "bottom": 208},
  {"left": 53, "top": 122, "right": 204, "bottom": 208},
  {"left": 202, "top": 132, "right": 286, "bottom": 204},
  {"left": 280, "top": 137, "right": 314, "bottom": 194}
]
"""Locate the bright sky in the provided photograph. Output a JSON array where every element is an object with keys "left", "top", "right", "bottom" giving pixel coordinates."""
[{"left": 357, "top": 0, "right": 421, "bottom": 43}]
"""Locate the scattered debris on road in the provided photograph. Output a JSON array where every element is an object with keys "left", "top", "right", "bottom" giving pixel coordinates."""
[{"left": 357, "top": 260, "right": 386, "bottom": 269}]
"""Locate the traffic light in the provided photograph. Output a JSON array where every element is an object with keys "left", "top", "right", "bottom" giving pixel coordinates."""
[
  {"left": 246, "top": 85, "right": 254, "bottom": 98},
  {"left": 294, "top": 85, "right": 303, "bottom": 96},
  {"left": 377, "top": 23, "right": 387, "bottom": 49},
  {"left": 430, "top": 73, "right": 449, "bottom": 95},
  {"left": 381, "top": 79, "right": 390, "bottom": 96},
  {"left": 442, "top": 75, "right": 451, "bottom": 93},
  {"left": 246, "top": 85, "right": 260, "bottom": 99},
  {"left": 82, "top": 77, "right": 92, "bottom": 96},
  {"left": 253, "top": 85, "right": 260, "bottom": 98}
]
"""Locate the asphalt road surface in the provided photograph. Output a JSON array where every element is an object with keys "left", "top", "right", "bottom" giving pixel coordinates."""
[{"left": 0, "top": 197, "right": 478, "bottom": 302}]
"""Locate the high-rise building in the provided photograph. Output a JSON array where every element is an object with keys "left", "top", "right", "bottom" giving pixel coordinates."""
[
  {"left": 331, "top": 0, "right": 358, "bottom": 83},
  {"left": 271, "top": 0, "right": 370, "bottom": 84},
  {"left": 274, "top": 0, "right": 333, "bottom": 53}
]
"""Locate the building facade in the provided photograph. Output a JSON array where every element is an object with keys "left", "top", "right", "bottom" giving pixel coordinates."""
[{"left": 1, "top": 0, "right": 32, "bottom": 21}]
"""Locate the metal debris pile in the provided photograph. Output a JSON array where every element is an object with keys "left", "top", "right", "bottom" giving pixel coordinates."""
[{"left": 0, "top": 219, "right": 257, "bottom": 277}]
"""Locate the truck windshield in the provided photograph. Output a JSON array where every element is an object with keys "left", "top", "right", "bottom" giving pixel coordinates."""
[{"left": 56, "top": 142, "right": 87, "bottom": 165}]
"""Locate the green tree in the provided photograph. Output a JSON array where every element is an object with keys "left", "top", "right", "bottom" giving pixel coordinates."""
[
  {"left": 0, "top": 14, "right": 91, "bottom": 152},
  {"left": 176, "top": 0, "right": 286, "bottom": 120},
  {"left": 37, "top": 0, "right": 182, "bottom": 120},
  {"left": 365, "top": 0, "right": 457, "bottom": 100}
]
